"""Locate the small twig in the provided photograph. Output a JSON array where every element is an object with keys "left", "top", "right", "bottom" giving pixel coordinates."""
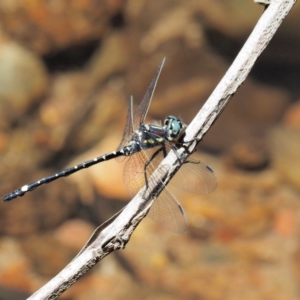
[{"left": 28, "top": 0, "right": 296, "bottom": 299}]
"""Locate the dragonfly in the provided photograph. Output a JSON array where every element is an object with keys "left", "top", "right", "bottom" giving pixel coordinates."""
[{"left": 2, "top": 58, "right": 217, "bottom": 233}]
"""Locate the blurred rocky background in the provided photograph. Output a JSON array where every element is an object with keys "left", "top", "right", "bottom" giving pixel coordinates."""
[{"left": 0, "top": 0, "right": 299, "bottom": 299}]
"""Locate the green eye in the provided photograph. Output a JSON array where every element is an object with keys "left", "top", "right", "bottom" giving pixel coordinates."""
[{"left": 164, "top": 115, "right": 186, "bottom": 140}]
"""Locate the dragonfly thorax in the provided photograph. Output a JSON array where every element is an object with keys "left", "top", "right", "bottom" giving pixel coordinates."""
[
  {"left": 164, "top": 116, "right": 187, "bottom": 142},
  {"left": 131, "top": 123, "right": 166, "bottom": 150}
]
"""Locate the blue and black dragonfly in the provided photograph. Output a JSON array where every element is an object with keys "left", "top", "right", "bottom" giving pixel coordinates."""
[{"left": 3, "top": 58, "right": 216, "bottom": 233}]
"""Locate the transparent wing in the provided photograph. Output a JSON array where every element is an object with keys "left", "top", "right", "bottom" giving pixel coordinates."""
[
  {"left": 116, "top": 97, "right": 134, "bottom": 162},
  {"left": 148, "top": 188, "right": 186, "bottom": 234},
  {"left": 171, "top": 159, "right": 217, "bottom": 194},
  {"left": 123, "top": 147, "right": 186, "bottom": 234},
  {"left": 147, "top": 146, "right": 217, "bottom": 194},
  {"left": 133, "top": 58, "right": 165, "bottom": 131},
  {"left": 116, "top": 58, "right": 165, "bottom": 162},
  {"left": 124, "top": 148, "right": 165, "bottom": 197}
]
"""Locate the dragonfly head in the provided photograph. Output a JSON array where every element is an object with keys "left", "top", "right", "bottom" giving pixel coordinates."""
[{"left": 164, "top": 116, "right": 187, "bottom": 142}]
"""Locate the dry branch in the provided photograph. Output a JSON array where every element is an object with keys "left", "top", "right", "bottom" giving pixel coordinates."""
[{"left": 28, "top": 0, "right": 297, "bottom": 299}]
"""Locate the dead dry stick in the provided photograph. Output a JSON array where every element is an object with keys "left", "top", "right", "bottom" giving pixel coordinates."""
[{"left": 28, "top": 0, "right": 297, "bottom": 299}]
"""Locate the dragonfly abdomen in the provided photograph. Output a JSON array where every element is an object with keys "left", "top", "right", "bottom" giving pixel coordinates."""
[{"left": 2, "top": 147, "right": 133, "bottom": 201}]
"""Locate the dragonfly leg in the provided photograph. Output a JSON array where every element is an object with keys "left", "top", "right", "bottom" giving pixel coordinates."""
[
  {"left": 184, "top": 158, "right": 200, "bottom": 165},
  {"left": 167, "top": 142, "right": 187, "bottom": 165}
]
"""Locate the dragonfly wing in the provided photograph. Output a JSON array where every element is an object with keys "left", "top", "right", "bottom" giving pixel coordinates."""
[
  {"left": 141, "top": 145, "right": 217, "bottom": 194},
  {"left": 171, "top": 159, "right": 217, "bottom": 194},
  {"left": 123, "top": 149, "right": 155, "bottom": 197},
  {"left": 133, "top": 58, "right": 165, "bottom": 130},
  {"left": 116, "top": 97, "right": 134, "bottom": 162},
  {"left": 124, "top": 147, "right": 186, "bottom": 233},
  {"left": 145, "top": 146, "right": 217, "bottom": 194},
  {"left": 117, "top": 58, "right": 165, "bottom": 162},
  {"left": 148, "top": 188, "right": 186, "bottom": 234}
]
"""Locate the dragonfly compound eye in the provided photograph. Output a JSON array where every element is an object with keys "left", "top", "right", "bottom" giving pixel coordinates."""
[{"left": 164, "top": 116, "right": 187, "bottom": 141}]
